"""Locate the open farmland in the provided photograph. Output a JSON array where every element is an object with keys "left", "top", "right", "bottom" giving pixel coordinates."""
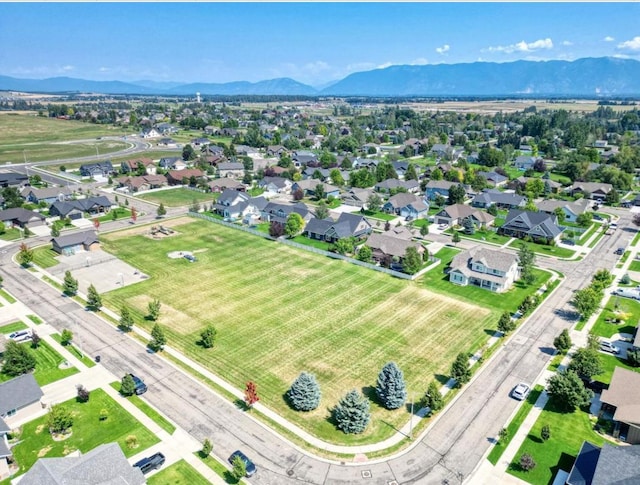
[{"left": 100, "top": 218, "right": 495, "bottom": 445}]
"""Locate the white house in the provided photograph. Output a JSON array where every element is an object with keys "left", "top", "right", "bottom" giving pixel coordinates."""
[{"left": 448, "top": 247, "right": 520, "bottom": 292}]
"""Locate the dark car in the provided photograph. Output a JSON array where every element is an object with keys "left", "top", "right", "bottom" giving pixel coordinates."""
[
  {"left": 228, "top": 450, "right": 257, "bottom": 477},
  {"left": 129, "top": 373, "right": 148, "bottom": 395},
  {"left": 615, "top": 247, "right": 625, "bottom": 255},
  {"left": 133, "top": 452, "right": 165, "bottom": 474}
]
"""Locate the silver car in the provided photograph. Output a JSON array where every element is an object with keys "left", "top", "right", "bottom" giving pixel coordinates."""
[{"left": 512, "top": 383, "right": 530, "bottom": 401}]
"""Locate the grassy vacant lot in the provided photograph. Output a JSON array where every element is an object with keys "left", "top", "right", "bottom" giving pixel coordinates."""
[
  {"left": 508, "top": 399, "right": 606, "bottom": 485},
  {"left": 135, "top": 188, "right": 218, "bottom": 207},
  {"left": 148, "top": 459, "right": 209, "bottom": 485},
  {"left": 10, "top": 388, "right": 159, "bottom": 476},
  {"left": 100, "top": 218, "right": 496, "bottom": 445}
]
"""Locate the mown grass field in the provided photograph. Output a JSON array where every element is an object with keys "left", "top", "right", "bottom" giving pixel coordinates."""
[
  {"left": 100, "top": 218, "right": 496, "bottom": 445},
  {"left": 135, "top": 188, "right": 219, "bottom": 207},
  {"left": 148, "top": 459, "right": 209, "bottom": 485},
  {"left": 0, "top": 340, "right": 79, "bottom": 386}
]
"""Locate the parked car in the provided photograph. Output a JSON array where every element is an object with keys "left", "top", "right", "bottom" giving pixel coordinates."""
[
  {"left": 8, "top": 330, "right": 32, "bottom": 342},
  {"left": 133, "top": 452, "right": 165, "bottom": 474},
  {"left": 437, "top": 223, "right": 448, "bottom": 230},
  {"left": 615, "top": 247, "right": 625, "bottom": 255},
  {"left": 563, "top": 239, "right": 576, "bottom": 246},
  {"left": 183, "top": 254, "right": 196, "bottom": 262},
  {"left": 228, "top": 450, "right": 257, "bottom": 477},
  {"left": 600, "top": 341, "right": 620, "bottom": 354},
  {"left": 593, "top": 214, "right": 603, "bottom": 221},
  {"left": 129, "top": 373, "right": 148, "bottom": 395},
  {"left": 511, "top": 383, "right": 530, "bottom": 401},
  {"left": 405, "top": 215, "right": 414, "bottom": 222}
]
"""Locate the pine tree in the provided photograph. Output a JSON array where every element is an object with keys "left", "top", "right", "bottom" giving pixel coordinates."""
[
  {"left": 376, "top": 362, "right": 407, "bottom": 410},
  {"left": 86, "top": 284, "right": 102, "bottom": 310},
  {"left": 120, "top": 374, "right": 136, "bottom": 396},
  {"left": 63, "top": 270, "right": 78, "bottom": 296},
  {"left": 287, "top": 372, "right": 321, "bottom": 411},
  {"left": 149, "top": 323, "right": 166, "bottom": 351},
  {"left": 450, "top": 352, "right": 471, "bottom": 385},
  {"left": 157, "top": 203, "right": 167, "bottom": 217},
  {"left": 333, "top": 389, "right": 370, "bottom": 434},
  {"left": 51, "top": 224, "right": 60, "bottom": 237},
  {"left": 119, "top": 306, "right": 134, "bottom": 332},
  {"left": 423, "top": 381, "right": 444, "bottom": 412},
  {"left": 200, "top": 325, "right": 217, "bottom": 348},
  {"left": 60, "top": 329, "right": 73, "bottom": 346},
  {"left": 201, "top": 438, "right": 213, "bottom": 457},
  {"left": 1, "top": 340, "right": 36, "bottom": 377}
]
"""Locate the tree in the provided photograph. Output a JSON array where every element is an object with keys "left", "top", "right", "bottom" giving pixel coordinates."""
[
  {"left": 130, "top": 207, "right": 137, "bottom": 223},
  {"left": 553, "top": 329, "right": 572, "bottom": 354},
  {"left": 86, "top": 284, "right": 102, "bottom": 310},
  {"left": 30, "top": 331, "right": 41, "bottom": 349},
  {"left": 366, "top": 193, "right": 383, "bottom": 212},
  {"left": 182, "top": 144, "right": 196, "bottom": 161},
  {"left": 231, "top": 455, "right": 247, "bottom": 480},
  {"left": 420, "top": 224, "right": 429, "bottom": 237},
  {"left": 51, "top": 224, "right": 60, "bottom": 237},
  {"left": 147, "top": 299, "right": 161, "bottom": 321},
  {"left": 497, "top": 312, "right": 516, "bottom": 333},
  {"left": 333, "top": 389, "right": 370, "bottom": 434},
  {"left": 462, "top": 217, "right": 475, "bottom": 235},
  {"left": 48, "top": 404, "right": 73, "bottom": 434},
  {"left": 402, "top": 246, "right": 422, "bottom": 274},
  {"left": 58, "top": 329, "right": 73, "bottom": 346},
  {"left": 284, "top": 212, "right": 305, "bottom": 238},
  {"left": 626, "top": 348, "right": 640, "bottom": 367},
  {"left": 405, "top": 163, "right": 418, "bottom": 181},
  {"left": 576, "top": 212, "right": 592, "bottom": 227},
  {"left": 547, "top": 370, "right": 593, "bottom": 412},
  {"left": 452, "top": 231, "right": 461, "bottom": 246},
  {"left": 541, "top": 424, "right": 551, "bottom": 441},
  {"left": 332, "top": 237, "right": 355, "bottom": 255},
  {"left": 447, "top": 184, "right": 466, "bottom": 205},
  {"left": 200, "top": 325, "right": 217, "bottom": 349},
  {"left": 592, "top": 269, "right": 613, "bottom": 292},
  {"left": 93, "top": 218, "right": 100, "bottom": 231},
  {"left": 157, "top": 203, "right": 167, "bottom": 217},
  {"left": 423, "top": 381, "right": 444, "bottom": 412},
  {"left": 568, "top": 347, "right": 603, "bottom": 380},
  {"left": 357, "top": 245, "right": 372, "bottom": 263},
  {"left": 269, "top": 221, "right": 284, "bottom": 238},
  {"left": 76, "top": 384, "right": 90, "bottom": 403},
  {"left": 376, "top": 362, "right": 407, "bottom": 410},
  {"left": 149, "top": 323, "right": 166, "bottom": 351},
  {"left": 487, "top": 204, "right": 498, "bottom": 216},
  {"left": 120, "top": 374, "right": 136, "bottom": 396},
  {"left": 292, "top": 188, "right": 304, "bottom": 201},
  {"left": 201, "top": 438, "right": 213, "bottom": 457},
  {"left": 287, "top": 372, "right": 322, "bottom": 412},
  {"left": 519, "top": 453, "right": 536, "bottom": 472},
  {"left": 605, "top": 187, "right": 620, "bottom": 205},
  {"left": 1, "top": 340, "right": 36, "bottom": 377},
  {"left": 18, "top": 243, "right": 33, "bottom": 266},
  {"left": 63, "top": 270, "right": 78, "bottom": 296},
  {"left": 518, "top": 243, "right": 536, "bottom": 286},
  {"left": 315, "top": 200, "right": 329, "bottom": 220},
  {"left": 329, "top": 169, "right": 345, "bottom": 187},
  {"left": 314, "top": 183, "right": 325, "bottom": 201},
  {"left": 119, "top": 306, "right": 134, "bottom": 332},
  {"left": 244, "top": 381, "right": 259, "bottom": 408},
  {"left": 450, "top": 353, "right": 471, "bottom": 385},
  {"left": 572, "top": 286, "right": 601, "bottom": 319}
]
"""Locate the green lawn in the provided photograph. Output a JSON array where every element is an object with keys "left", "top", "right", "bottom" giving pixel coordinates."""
[
  {"left": 27, "top": 315, "right": 43, "bottom": 325},
  {"left": 598, "top": 353, "right": 640, "bottom": 385},
  {"left": 32, "top": 247, "right": 61, "bottom": 269},
  {"left": 247, "top": 187, "right": 264, "bottom": 197},
  {"left": 0, "top": 289, "right": 16, "bottom": 303},
  {"left": 632, "top": 230, "right": 640, "bottom": 247},
  {"left": 0, "top": 340, "right": 79, "bottom": 386},
  {"left": 628, "top": 260, "right": 640, "bottom": 272},
  {"left": 197, "top": 453, "right": 247, "bottom": 485},
  {"left": 0, "top": 321, "right": 28, "bottom": 334},
  {"left": 10, "top": 388, "right": 159, "bottom": 476},
  {"left": 487, "top": 386, "right": 543, "bottom": 465},
  {"left": 354, "top": 209, "right": 397, "bottom": 221},
  {"left": 516, "top": 240, "right": 575, "bottom": 259},
  {"left": 590, "top": 298, "right": 640, "bottom": 339},
  {"left": 291, "top": 235, "right": 332, "bottom": 251},
  {"left": 50, "top": 333, "right": 97, "bottom": 368},
  {"left": 450, "top": 228, "right": 512, "bottom": 246},
  {"left": 136, "top": 188, "right": 219, "bottom": 207},
  {"left": 97, "top": 207, "right": 132, "bottom": 223},
  {"left": 100, "top": 218, "right": 497, "bottom": 445},
  {"left": 0, "top": 228, "right": 22, "bottom": 241},
  {"left": 507, "top": 399, "right": 606, "bottom": 485},
  {"left": 110, "top": 382, "right": 176, "bottom": 435},
  {"left": 148, "top": 459, "right": 210, "bottom": 485}
]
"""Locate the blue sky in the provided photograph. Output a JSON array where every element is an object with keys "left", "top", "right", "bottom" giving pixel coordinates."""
[{"left": 1, "top": 3, "right": 639, "bottom": 86}]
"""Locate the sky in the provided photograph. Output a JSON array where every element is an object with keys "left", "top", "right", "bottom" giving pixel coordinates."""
[{"left": 1, "top": 3, "right": 640, "bottom": 87}]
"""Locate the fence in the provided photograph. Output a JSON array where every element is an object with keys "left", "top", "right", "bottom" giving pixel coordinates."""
[{"left": 189, "top": 212, "right": 441, "bottom": 280}]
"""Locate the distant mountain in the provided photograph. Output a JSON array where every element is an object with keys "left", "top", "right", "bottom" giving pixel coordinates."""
[
  {"left": 2, "top": 58, "right": 640, "bottom": 96},
  {"left": 321, "top": 57, "right": 640, "bottom": 96}
]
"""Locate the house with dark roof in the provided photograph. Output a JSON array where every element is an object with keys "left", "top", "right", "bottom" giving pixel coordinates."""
[
  {"left": 20, "top": 186, "right": 74, "bottom": 205},
  {"left": 499, "top": 209, "right": 562, "bottom": 243},
  {"left": 166, "top": 169, "right": 206, "bottom": 186},
  {"left": 449, "top": 247, "right": 519, "bottom": 292},
  {"left": 19, "top": 442, "right": 145, "bottom": 485},
  {"left": 291, "top": 180, "right": 340, "bottom": 199},
  {"left": 51, "top": 230, "right": 100, "bottom": 255},
  {"left": 0, "top": 417, "right": 10, "bottom": 480},
  {"left": 514, "top": 155, "right": 540, "bottom": 171},
  {"left": 0, "top": 208, "right": 46, "bottom": 229},
  {"left": 424, "top": 180, "right": 461, "bottom": 201},
  {"left": 566, "top": 441, "right": 640, "bottom": 485},
  {"left": 375, "top": 178, "right": 420, "bottom": 194},
  {"left": 261, "top": 202, "right": 310, "bottom": 225},
  {"left": 0, "top": 374, "right": 43, "bottom": 422},
  {"left": 305, "top": 213, "right": 371, "bottom": 243},
  {"left": 600, "top": 367, "right": 640, "bottom": 444},
  {"left": 267, "top": 145, "right": 289, "bottom": 158},
  {"left": 49, "top": 196, "right": 113, "bottom": 220},
  {"left": 292, "top": 150, "right": 318, "bottom": 167},
  {"left": 0, "top": 172, "right": 28, "bottom": 188},
  {"left": 79, "top": 161, "right": 113, "bottom": 178},
  {"left": 471, "top": 189, "right": 526, "bottom": 210}
]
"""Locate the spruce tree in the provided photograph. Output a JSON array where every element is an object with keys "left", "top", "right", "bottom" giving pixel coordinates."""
[
  {"left": 450, "top": 352, "right": 471, "bottom": 385},
  {"left": 150, "top": 323, "right": 166, "bottom": 351},
  {"left": 288, "top": 372, "right": 321, "bottom": 411},
  {"left": 63, "top": 270, "right": 78, "bottom": 296},
  {"left": 86, "top": 284, "right": 102, "bottom": 310},
  {"left": 120, "top": 374, "right": 136, "bottom": 396},
  {"left": 2, "top": 340, "right": 36, "bottom": 377},
  {"left": 376, "top": 362, "right": 407, "bottom": 410},
  {"left": 333, "top": 389, "right": 370, "bottom": 434},
  {"left": 423, "top": 381, "right": 444, "bottom": 412},
  {"left": 119, "top": 306, "right": 133, "bottom": 332}
]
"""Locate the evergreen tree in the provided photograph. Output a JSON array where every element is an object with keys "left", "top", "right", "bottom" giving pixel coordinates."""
[
  {"left": 402, "top": 246, "right": 422, "bottom": 274},
  {"left": 497, "top": 312, "right": 516, "bottom": 333},
  {"left": 200, "top": 325, "right": 217, "bottom": 349},
  {"left": 405, "top": 163, "right": 418, "bottom": 181},
  {"left": 60, "top": 329, "right": 73, "bottom": 345},
  {"left": 287, "top": 372, "right": 322, "bottom": 411},
  {"left": 120, "top": 374, "right": 136, "bottom": 396},
  {"left": 463, "top": 217, "right": 475, "bottom": 235},
  {"left": 63, "top": 270, "right": 78, "bottom": 296},
  {"left": 201, "top": 438, "right": 213, "bottom": 457},
  {"left": 553, "top": 329, "right": 572, "bottom": 354},
  {"left": 149, "top": 323, "right": 166, "bottom": 351},
  {"left": 119, "top": 306, "right": 134, "bottom": 332},
  {"left": 86, "top": 284, "right": 102, "bottom": 310},
  {"left": 157, "top": 203, "right": 167, "bottom": 217},
  {"left": 148, "top": 299, "right": 161, "bottom": 321},
  {"left": 376, "top": 362, "right": 407, "bottom": 410},
  {"left": 333, "top": 389, "right": 370, "bottom": 434},
  {"left": 518, "top": 243, "right": 536, "bottom": 286},
  {"left": 450, "top": 353, "right": 471, "bottom": 385},
  {"left": 51, "top": 224, "right": 60, "bottom": 237},
  {"left": 423, "top": 380, "right": 444, "bottom": 412},
  {"left": 48, "top": 404, "right": 73, "bottom": 433},
  {"left": 231, "top": 456, "right": 247, "bottom": 480},
  {"left": 1, "top": 340, "right": 36, "bottom": 377}
]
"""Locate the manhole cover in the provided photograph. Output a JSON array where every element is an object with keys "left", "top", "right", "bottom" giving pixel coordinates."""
[
  {"left": 361, "top": 470, "right": 372, "bottom": 478},
  {"left": 287, "top": 469, "right": 294, "bottom": 476}
]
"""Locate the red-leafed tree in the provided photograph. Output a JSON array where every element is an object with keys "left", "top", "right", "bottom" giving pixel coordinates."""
[
  {"left": 131, "top": 207, "right": 137, "bottom": 223},
  {"left": 93, "top": 218, "right": 100, "bottom": 230},
  {"left": 244, "top": 381, "right": 259, "bottom": 408}
]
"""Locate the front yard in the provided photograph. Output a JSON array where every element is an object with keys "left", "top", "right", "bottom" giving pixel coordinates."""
[{"left": 0, "top": 340, "right": 79, "bottom": 386}]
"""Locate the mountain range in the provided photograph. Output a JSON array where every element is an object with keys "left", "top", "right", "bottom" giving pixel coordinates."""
[{"left": 2, "top": 57, "right": 640, "bottom": 97}]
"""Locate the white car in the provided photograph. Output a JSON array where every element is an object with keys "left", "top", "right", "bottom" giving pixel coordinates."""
[
  {"left": 437, "top": 223, "right": 448, "bottom": 230},
  {"left": 512, "top": 383, "right": 530, "bottom": 401},
  {"left": 9, "top": 330, "right": 32, "bottom": 342},
  {"left": 600, "top": 341, "right": 620, "bottom": 354}
]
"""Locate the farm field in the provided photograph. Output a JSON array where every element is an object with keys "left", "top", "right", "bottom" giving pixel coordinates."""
[
  {"left": 135, "top": 188, "right": 219, "bottom": 207},
  {"left": 100, "top": 218, "right": 496, "bottom": 445}
]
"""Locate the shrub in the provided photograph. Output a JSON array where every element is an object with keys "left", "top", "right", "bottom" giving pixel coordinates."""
[
  {"left": 48, "top": 404, "right": 73, "bottom": 434},
  {"left": 621, "top": 273, "right": 631, "bottom": 285},
  {"left": 99, "top": 408, "right": 109, "bottom": 421},
  {"left": 76, "top": 385, "right": 90, "bottom": 403},
  {"left": 125, "top": 435, "right": 138, "bottom": 449},
  {"left": 519, "top": 453, "right": 536, "bottom": 471},
  {"left": 541, "top": 424, "right": 551, "bottom": 441},
  {"left": 202, "top": 438, "right": 213, "bottom": 457}
]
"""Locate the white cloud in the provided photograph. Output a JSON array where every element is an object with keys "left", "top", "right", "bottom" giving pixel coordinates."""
[
  {"left": 562, "top": 40, "right": 573, "bottom": 46},
  {"left": 410, "top": 57, "right": 429, "bottom": 65},
  {"left": 376, "top": 62, "right": 393, "bottom": 69},
  {"left": 486, "top": 38, "right": 553, "bottom": 54},
  {"left": 61, "top": 65, "right": 74, "bottom": 72},
  {"left": 617, "top": 36, "right": 640, "bottom": 51},
  {"left": 435, "top": 44, "right": 450, "bottom": 55},
  {"left": 99, "top": 67, "right": 110, "bottom": 72},
  {"left": 604, "top": 36, "right": 615, "bottom": 42}
]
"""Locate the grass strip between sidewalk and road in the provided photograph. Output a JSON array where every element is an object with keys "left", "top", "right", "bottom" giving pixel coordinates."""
[
  {"left": 50, "top": 333, "right": 97, "bottom": 368},
  {"left": 109, "top": 381, "right": 176, "bottom": 435},
  {"left": 196, "top": 452, "right": 247, "bottom": 485},
  {"left": 147, "top": 459, "right": 209, "bottom": 485}
]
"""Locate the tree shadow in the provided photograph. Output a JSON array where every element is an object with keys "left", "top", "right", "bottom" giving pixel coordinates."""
[
  {"left": 361, "top": 385, "right": 382, "bottom": 407},
  {"left": 554, "top": 308, "right": 579, "bottom": 322},
  {"left": 539, "top": 346, "right": 557, "bottom": 356},
  {"left": 234, "top": 399, "right": 249, "bottom": 411},
  {"left": 485, "top": 328, "right": 498, "bottom": 336},
  {"left": 550, "top": 452, "right": 576, "bottom": 483},
  {"left": 435, "top": 374, "right": 450, "bottom": 385}
]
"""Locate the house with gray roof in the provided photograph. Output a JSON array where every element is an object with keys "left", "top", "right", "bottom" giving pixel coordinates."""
[
  {"left": 20, "top": 186, "right": 74, "bottom": 205},
  {"left": 49, "top": 196, "right": 113, "bottom": 220},
  {"left": 19, "top": 442, "right": 145, "bottom": 485},
  {"left": 449, "top": 247, "right": 520, "bottom": 293},
  {"left": 51, "top": 230, "right": 99, "bottom": 255},
  {"left": 0, "top": 417, "right": 10, "bottom": 480},
  {"left": 375, "top": 178, "right": 420, "bottom": 194},
  {"left": 217, "top": 162, "right": 245, "bottom": 179},
  {"left": 365, "top": 232, "right": 424, "bottom": 264},
  {"left": 476, "top": 171, "right": 508, "bottom": 187},
  {"left": 471, "top": 189, "right": 526, "bottom": 210},
  {"left": 79, "top": 161, "right": 113, "bottom": 178},
  {"left": 498, "top": 209, "right": 562, "bottom": 243},
  {"left": 537, "top": 198, "right": 591, "bottom": 223},
  {"left": 341, "top": 188, "right": 374, "bottom": 209},
  {"left": 600, "top": 367, "right": 640, "bottom": 444},
  {"left": 291, "top": 179, "right": 340, "bottom": 199},
  {"left": 261, "top": 202, "right": 310, "bottom": 225},
  {"left": 0, "top": 374, "right": 43, "bottom": 422},
  {"left": 567, "top": 182, "right": 614, "bottom": 202},
  {"left": 305, "top": 213, "right": 371, "bottom": 243},
  {"left": 434, "top": 204, "right": 494, "bottom": 228},
  {"left": 424, "top": 180, "right": 461, "bottom": 201},
  {"left": 566, "top": 441, "right": 640, "bottom": 485},
  {"left": 258, "top": 176, "right": 292, "bottom": 195},
  {"left": 0, "top": 208, "right": 46, "bottom": 229},
  {"left": 382, "top": 193, "right": 428, "bottom": 218}
]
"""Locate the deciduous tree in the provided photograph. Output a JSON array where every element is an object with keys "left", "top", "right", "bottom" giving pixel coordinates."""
[
  {"left": 568, "top": 347, "right": 603, "bottom": 380},
  {"left": 402, "top": 246, "right": 422, "bottom": 274},
  {"left": 287, "top": 372, "right": 321, "bottom": 411},
  {"left": 518, "top": 243, "right": 536, "bottom": 286},
  {"left": 315, "top": 200, "right": 329, "bottom": 220},
  {"left": 18, "top": 243, "right": 33, "bottom": 266},
  {"left": 244, "top": 381, "right": 259, "bottom": 408},
  {"left": 200, "top": 325, "right": 217, "bottom": 349},
  {"left": 157, "top": 203, "right": 167, "bottom": 217},
  {"left": 366, "top": 193, "right": 383, "bottom": 212},
  {"left": 86, "top": 284, "right": 102, "bottom": 310},
  {"left": 63, "top": 270, "right": 78, "bottom": 296},
  {"left": 357, "top": 245, "right": 372, "bottom": 263},
  {"left": 284, "top": 212, "right": 305, "bottom": 238},
  {"left": 231, "top": 456, "right": 247, "bottom": 480},
  {"left": 269, "top": 221, "right": 284, "bottom": 238},
  {"left": 149, "top": 323, "right": 166, "bottom": 351},
  {"left": 333, "top": 389, "right": 370, "bottom": 434},
  {"left": 572, "top": 286, "right": 601, "bottom": 319},
  {"left": 553, "top": 329, "right": 572, "bottom": 354},
  {"left": 48, "top": 404, "right": 73, "bottom": 434},
  {"left": 376, "top": 362, "right": 407, "bottom": 410},
  {"left": 498, "top": 312, "right": 516, "bottom": 333},
  {"left": 201, "top": 438, "right": 213, "bottom": 457},
  {"left": 60, "top": 329, "right": 73, "bottom": 346},
  {"left": 546, "top": 370, "right": 593, "bottom": 412},
  {"left": 519, "top": 453, "right": 536, "bottom": 472}
]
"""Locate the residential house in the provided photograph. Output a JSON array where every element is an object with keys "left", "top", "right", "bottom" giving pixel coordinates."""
[
  {"left": 448, "top": 247, "right": 520, "bottom": 292},
  {"left": 267, "top": 145, "right": 289, "bottom": 158},
  {"left": 155, "top": 122, "right": 178, "bottom": 135},
  {"left": 424, "top": 180, "right": 461, "bottom": 201},
  {"left": 0, "top": 208, "right": 46, "bottom": 229},
  {"left": 140, "top": 127, "right": 161, "bottom": 139},
  {"left": 51, "top": 230, "right": 100, "bottom": 254},
  {"left": 0, "top": 417, "right": 10, "bottom": 480},
  {"left": 567, "top": 182, "right": 614, "bottom": 202},
  {"left": 365, "top": 232, "right": 424, "bottom": 264},
  {"left": 302, "top": 167, "right": 331, "bottom": 181},
  {"left": 476, "top": 171, "right": 508, "bottom": 187},
  {"left": 508, "top": 176, "right": 562, "bottom": 194},
  {"left": 79, "top": 161, "right": 113, "bottom": 178},
  {"left": 382, "top": 193, "right": 430, "bottom": 220},
  {"left": 49, "top": 196, "right": 113, "bottom": 220},
  {"left": 566, "top": 441, "right": 640, "bottom": 485},
  {"left": 434, "top": 204, "right": 494, "bottom": 227},
  {"left": 214, "top": 189, "right": 266, "bottom": 220},
  {"left": 118, "top": 174, "right": 168, "bottom": 193},
  {"left": 20, "top": 186, "right": 73, "bottom": 205},
  {"left": 120, "top": 158, "right": 156, "bottom": 175},
  {"left": 537, "top": 198, "right": 591, "bottom": 223},
  {"left": 158, "top": 156, "right": 183, "bottom": 170},
  {"left": 341, "top": 188, "right": 375, "bottom": 209},
  {"left": 166, "top": 169, "right": 206, "bottom": 186},
  {"left": 217, "top": 162, "right": 245, "bottom": 179},
  {"left": 600, "top": 367, "right": 640, "bottom": 444},
  {"left": 471, "top": 189, "right": 526, "bottom": 210},
  {"left": 19, "top": 442, "right": 145, "bottom": 485},
  {"left": 498, "top": 209, "right": 562, "bottom": 243},
  {"left": 208, "top": 179, "right": 246, "bottom": 193},
  {"left": 391, "top": 160, "right": 410, "bottom": 178},
  {"left": 190, "top": 137, "right": 210, "bottom": 147},
  {"left": 0, "top": 374, "right": 43, "bottom": 423},
  {"left": 261, "top": 202, "right": 310, "bottom": 224},
  {"left": 0, "top": 172, "right": 28, "bottom": 188},
  {"left": 292, "top": 150, "right": 318, "bottom": 167},
  {"left": 305, "top": 212, "right": 371, "bottom": 242},
  {"left": 375, "top": 179, "right": 420, "bottom": 194},
  {"left": 514, "top": 155, "right": 540, "bottom": 171},
  {"left": 291, "top": 179, "right": 340, "bottom": 199},
  {"left": 258, "top": 176, "right": 292, "bottom": 195},
  {"left": 430, "top": 143, "right": 451, "bottom": 158}
]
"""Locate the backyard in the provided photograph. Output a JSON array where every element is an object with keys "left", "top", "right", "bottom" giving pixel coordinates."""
[
  {"left": 99, "top": 217, "right": 497, "bottom": 445},
  {"left": 135, "top": 188, "right": 219, "bottom": 207},
  {"left": 0, "top": 339, "right": 79, "bottom": 386}
]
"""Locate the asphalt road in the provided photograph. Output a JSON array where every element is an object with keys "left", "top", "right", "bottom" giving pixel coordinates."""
[{"left": 0, "top": 211, "right": 631, "bottom": 485}]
